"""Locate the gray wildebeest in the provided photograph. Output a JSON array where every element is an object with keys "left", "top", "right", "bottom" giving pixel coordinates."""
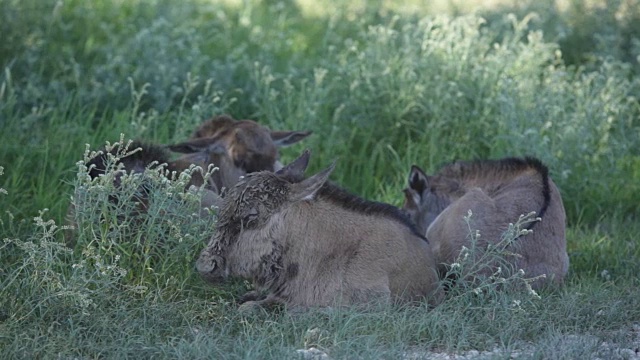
[
  {"left": 168, "top": 115, "right": 312, "bottom": 179},
  {"left": 402, "top": 157, "right": 569, "bottom": 290},
  {"left": 196, "top": 150, "right": 441, "bottom": 311}
]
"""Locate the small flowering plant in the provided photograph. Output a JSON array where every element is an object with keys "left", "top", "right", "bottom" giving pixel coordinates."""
[
  {"left": 68, "top": 137, "right": 218, "bottom": 288},
  {"left": 441, "top": 210, "right": 546, "bottom": 302}
]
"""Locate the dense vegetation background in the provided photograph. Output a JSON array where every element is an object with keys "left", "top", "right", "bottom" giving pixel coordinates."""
[{"left": 1, "top": 0, "right": 639, "bottom": 358}]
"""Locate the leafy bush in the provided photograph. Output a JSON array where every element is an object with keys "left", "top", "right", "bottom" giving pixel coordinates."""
[{"left": 67, "top": 138, "right": 220, "bottom": 284}]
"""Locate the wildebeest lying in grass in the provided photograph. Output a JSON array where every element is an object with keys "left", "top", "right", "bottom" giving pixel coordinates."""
[
  {"left": 65, "top": 140, "right": 225, "bottom": 246},
  {"left": 67, "top": 114, "right": 311, "bottom": 246},
  {"left": 196, "top": 149, "right": 441, "bottom": 311},
  {"left": 84, "top": 140, "right": 224, "bottom": 208},
  {"left": 169, "top": 114, "right": 312, "bottom": 174},
  {"left": 402, "top": 157, "right": 569, "bottom": 290}
]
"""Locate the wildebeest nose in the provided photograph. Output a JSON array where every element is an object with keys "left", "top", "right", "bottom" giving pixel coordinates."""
[{"left": 195, "top": 255, "right": 217, "bottom": 275}]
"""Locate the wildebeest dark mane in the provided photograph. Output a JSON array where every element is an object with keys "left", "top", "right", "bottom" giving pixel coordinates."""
[
  {"left": 439, "top": 156, "right": 551, "bottom": 228},
  {"left": 277, "top": 171, "right": 426, "bottom": 240},
  {"left": 318, "top": 182, "right": 428, "bottom": 241}
]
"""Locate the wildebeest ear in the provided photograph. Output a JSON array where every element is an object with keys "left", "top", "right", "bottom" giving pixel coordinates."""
[
  {"left": 408, "top": 165, "right": 429, "bottom": 195},
  {"left": 167, "top": 138, "right": 226, "bottom": 155},
  {"left": 270, "top": 130, "right": 313, "bottom": 147},
  {"left": 290, "top": 160, "right": 336, "bottom": 202},
  {"left": 233, "top": 127, "right": 248, "bottom": 144},
  {"left": 276, "top": 149, "right": 311, "bottom": 177}
]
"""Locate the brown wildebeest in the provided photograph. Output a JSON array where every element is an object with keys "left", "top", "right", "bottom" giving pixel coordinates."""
[
  {"left": 196, "top": 150, "right": 441, "bottom": 311},
  {"left": 168, "top": 114, "right": 312, "bottom": 174},
  {"left": 402, "top": 157, "right": 569, "bottom": 290}
]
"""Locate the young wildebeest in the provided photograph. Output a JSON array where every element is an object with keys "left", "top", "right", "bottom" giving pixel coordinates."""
[
  {"left": 65, "top": 141, "right": 226, "bottom": 245},
  {"left": 402, "top": 157, "right": 569, "bottom": 289},
  {"left": 168, "top": 114, "right": 312, "bottom": 174},
  {"left": 83, "top": 140, "right": 227, "bottom": 207},
  {"left": 196, "top": 150, "right": 441, "bottom": 311}
]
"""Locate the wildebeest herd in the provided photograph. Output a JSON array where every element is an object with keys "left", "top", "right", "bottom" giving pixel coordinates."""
[{"left": 70, "top": 114, "right": 569, "bottom": 311}]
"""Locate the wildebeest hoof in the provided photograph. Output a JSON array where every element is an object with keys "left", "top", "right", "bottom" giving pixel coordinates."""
[
  {"left": 239, "top": 290, "right": 265, "bottom": 303},
  {"left": 237, "top": 300, "right": 263, "bottom": 314},
  {"left": 237, "top": 296, "right": 283, "bottom": 314}
]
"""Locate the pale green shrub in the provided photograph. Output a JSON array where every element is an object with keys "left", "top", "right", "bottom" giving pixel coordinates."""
[
  {"left": 247, "top": 14, "right": 640, "bottom": 220},
  {"left": 441, "top": 211, "right": 546, "bottom": 302},
  {"left": 0, "top": 138, "right": 220, "bottom": 327},
  {"left": 68, "top": 137, "right": 218, "bottom": 286}
]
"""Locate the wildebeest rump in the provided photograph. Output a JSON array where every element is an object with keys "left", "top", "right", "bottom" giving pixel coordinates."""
[
  {"left": 403, "top": 157, "right": 569, "bottom": 289},
  {"left": 196, "top": 150, "right": 440, "bottom": 310}
]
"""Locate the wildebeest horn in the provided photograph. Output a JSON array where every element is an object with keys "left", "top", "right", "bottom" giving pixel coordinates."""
[
  {"left": 289, "top": 159, "right": 336, "bottom": 202},
  {"left": 276, "top": 149, "right": 311, "bottom": 177}
]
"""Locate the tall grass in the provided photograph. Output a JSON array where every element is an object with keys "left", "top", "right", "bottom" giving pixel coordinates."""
[{"left": 1, "top": 0, "right": 639, "bottom": 358}]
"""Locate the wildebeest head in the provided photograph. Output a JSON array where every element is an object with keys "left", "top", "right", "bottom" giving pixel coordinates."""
[
  {"left": 168, "top": 115, "right": 312, "bottom": 174},
  {"left": 167, "top": 146, "right": 244, "bottom": 195},
  {"left": 195, "top": 149, "right": 335, "bottom": 284},
  {"left": 67, "top": 140, "right": 226, "bottom": 248},
  {"left": 403, "top": 165, "right": 461, "bottom": 235}
]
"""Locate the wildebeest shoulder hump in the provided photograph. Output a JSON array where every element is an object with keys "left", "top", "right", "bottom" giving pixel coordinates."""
[{"left": 318, "top": 182, "right": 428, "bottom": 242}]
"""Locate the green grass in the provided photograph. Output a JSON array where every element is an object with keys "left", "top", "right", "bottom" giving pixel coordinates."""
[{"left": 1, "top": 0, "right": 639, "bottom": 358}]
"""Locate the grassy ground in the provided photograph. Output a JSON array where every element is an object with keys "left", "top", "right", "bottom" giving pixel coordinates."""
[{"left": 1, "top": 0, "right": 639, "bottom": 358}]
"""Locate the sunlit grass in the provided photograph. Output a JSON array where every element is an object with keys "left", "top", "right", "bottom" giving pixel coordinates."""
[{"left": 290, "top": 0, "right": 624, "bottom": 18}]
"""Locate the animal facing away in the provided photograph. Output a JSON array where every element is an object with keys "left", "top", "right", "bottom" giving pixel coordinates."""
[
  {"left": 402, "top": 157, "right": 569, "bottom": 289},
  {"left": 196, "top": 149, "right": 441, "bottom": 311},
  {"left": 168, "top": 114, "right": 312, "bottom": 178}
]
